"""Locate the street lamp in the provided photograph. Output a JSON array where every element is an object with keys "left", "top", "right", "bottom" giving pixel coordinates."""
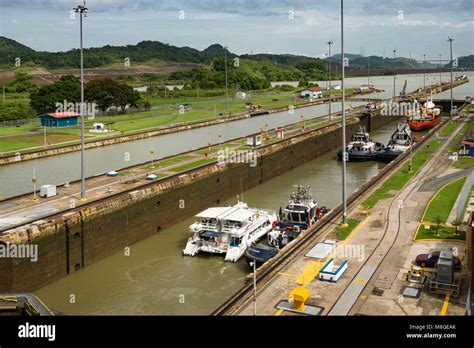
[
  {"left": 250, "top": 261, "right": 257, "bottom": 315},
  {"left": 341, "top": 0, "right": 347, "bottom": 227},
  {"left": 439, "top": 54, "right": 442, "bottom": 84},
  {"left": 393, "top": 49, "right": 397, "bottom": 98},
  {"left": 423, "top": 54, "right": 426, "bottom": 89},
  {"left": 327, "top": 40, "right": 334, "bottom": 122},
  {"left": 73, "top": 1, "right": 88, "bottom": 200},
  {"left": 367, "top": 55, "right": 370, "bottom": 87},
  {"left": 448, "top": 37, "right": 454, "bottom": 116},
  {"left": 224, "top": 46, "right": 229, "bottom": 116},
  {"left": 32, "top": 163, "right": 39, "bottom": 203},
  {"left": 149, "top": 140, "right": 155, "bottom": 168},
  {"left": 327, "top": 40, "right": 333, "bottom": 122}
]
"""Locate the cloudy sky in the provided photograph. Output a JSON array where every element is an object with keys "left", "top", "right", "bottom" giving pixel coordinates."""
[{"left": 0, "top": 0, "right": 473, "bottom": 60}]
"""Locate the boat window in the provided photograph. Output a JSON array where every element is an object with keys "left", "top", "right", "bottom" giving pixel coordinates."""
[
  {"left": 300, "top": 212, "right": 309, "bottom": 223},
  {"left": 230, "top": 236, "right": 242, "bottom": 247},
  {"left": 290, "top": 212, "right": 300, "bottom": 222}
]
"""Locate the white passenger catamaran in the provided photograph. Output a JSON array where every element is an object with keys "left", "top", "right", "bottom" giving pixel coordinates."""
[{"left": 182, "top": 201, "right": 277, "bottom": 262}]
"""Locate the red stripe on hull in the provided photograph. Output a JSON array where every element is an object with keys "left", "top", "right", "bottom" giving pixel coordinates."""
[{"left": 407, "top": 114, "right": 442, "bottom": 131}]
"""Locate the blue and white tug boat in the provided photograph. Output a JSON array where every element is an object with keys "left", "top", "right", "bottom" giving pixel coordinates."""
[{"left": 245, "top": 186, "right": 327, "bottom": 266}]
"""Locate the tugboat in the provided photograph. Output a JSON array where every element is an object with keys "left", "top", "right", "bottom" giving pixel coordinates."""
[
  {"left": 407, "top": 98, "right": 443, "bottom": 131},
  {"left": 245, "top": 186, "right": 328, "bottom": 266},
  {"left": 337, "top": 126, "right": 385, "bottom": 161},
  {"left": 182, "top": 201, "right": 277, "bottom": 262},
  {"left": 377, "top": 123, "right": 413, "bottom": 163}
]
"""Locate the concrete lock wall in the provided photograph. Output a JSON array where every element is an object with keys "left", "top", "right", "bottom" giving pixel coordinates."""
[{"left": 0, "top": 113, "right": 399, "bottom": 293}]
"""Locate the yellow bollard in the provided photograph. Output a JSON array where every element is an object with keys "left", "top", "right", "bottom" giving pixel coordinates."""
[{"left": 289, "top": 287, "right": 310, "bottom": 311}]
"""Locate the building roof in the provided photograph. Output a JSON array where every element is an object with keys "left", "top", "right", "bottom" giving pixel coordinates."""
[
  {"left": 303, "top": 87, "right": 321, "bottom": 91},
  {"left": 461, "top": 139, "right": 474, "bottom": 146},
  {"left": 41, "top": 112, "right": 80, "bottom": 119}
]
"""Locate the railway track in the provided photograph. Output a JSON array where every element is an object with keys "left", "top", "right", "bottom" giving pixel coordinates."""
[
  {"left": 212, "top": 109, "right": 467, "bottom": 316},
  {"left": 327, "top": 116, "right": 465, "bottom": 314}
]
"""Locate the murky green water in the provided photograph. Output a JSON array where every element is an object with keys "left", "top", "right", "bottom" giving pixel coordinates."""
[{"left": 35, "top": 120, "right": 402, "bottom": 315}]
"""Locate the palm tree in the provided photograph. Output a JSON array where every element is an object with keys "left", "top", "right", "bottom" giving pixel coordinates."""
[
  {"left": 433, "top": 215, "right": 444, "bottom": 237},
  {"left": 451, "top": 218, "right": 462, "bottom": 236}
]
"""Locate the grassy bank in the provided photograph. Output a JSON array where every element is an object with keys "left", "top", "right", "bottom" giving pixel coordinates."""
[
  {"left": 422, "top": 177, "right": 466, "bottom": 223},
  {"left": 0, "top": 86, "right": 359, "bottom": 154},
  {"left": 336, "top": 218, "right": 361, "bottom": 240},
  {"left": 362, "top": 140, "right": 443, "bottom": 209},
  {"left": 414, "top": 224, "right": 466, "bottom": 241}
]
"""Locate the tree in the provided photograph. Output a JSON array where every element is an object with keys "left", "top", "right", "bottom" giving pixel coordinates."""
[
  {"left": 114, "top": 82, "right": 140, "bottom": 112},
  {"left": 29, "top": 75, "right": 80, "bottom": 114},
  {"left": 8, "top": 71, "right": 34, "bottom": 93},
  {"left": 450, "top": 219, "right": 462, "bottom": 236},
  {"left": 433, "top": 216, "right": 444, "bottom": 237},
  {"left": 0, "top": 101, "right": 36, "bottom": 121},
  {"left": 136, "top": 95, "right": 151, "bottom": 111},
  {"left": 85, "top": 78, "right": 140, "bottom": 113},
  {"left": 85, "top": 78, "right": 119, "bottom": 111}
]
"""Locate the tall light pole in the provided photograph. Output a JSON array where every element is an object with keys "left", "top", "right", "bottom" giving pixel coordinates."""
[
  {"left": 439, "top": 54, "right": 442, "bottom": 84},
  {"left": 250, "top": 261, "right": 257, "bottom": 315},
  {"left": 341, "top": 0, "right": 347, "bottom": 227},
  {"left": 423, "top": 54, "right": 426, "bottom": 89},
  {"left": 327, "top": 40, "right": 333, "bottom": 121},
  {"left": 392, "top": 49, "right": 396, "bottom": 98},
  {"left": 224, "top": 46, "right": 229, "bottom": 116},
  {"left": 448, "top": 37, "right": 454, "bottom": 116},
  {"left": 74, "top": 1, "right": 88, "bottom": 200},
  {"left": 325, "top": 53, "right": 329, "bottom": 91},
  {"left": 367, "top": 55, "right": 370, "bottom": 86}
]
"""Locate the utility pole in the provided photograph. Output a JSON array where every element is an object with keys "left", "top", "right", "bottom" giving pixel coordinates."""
[
  {"left": 367, "top": 56, "right": 370, "bottom": 86},
  {"left": 423, "top": 54, "right": 426, "bottom": 89},
  {"left": 74, "top": 1, "right": 88, "bottom": 200},
  {"left": 325, "top": 53, "right": 328, "bottom": 91},
  {"left": 439, "top": 54, "right": 442, "bottom": 84},
  {"left": 32, "top": 162, "right": 39, "bottom": 202},
  {"left": 393, "top": 49, "right": 397, "bottom": 98},
  {"left": 341, "top": 0, "right": 347, "bottom": 227},
  {"left": 251, "top": 261, "right": 257, "bottom": 315},
  {"left": 224, "top": 47, "right": 229, "bottom": 116},
  {"left": 327, "top": 40, "right": 333, "bottom": 121},
  {"left": 448, "top": 37, "right": 454, "bottom": 116}
]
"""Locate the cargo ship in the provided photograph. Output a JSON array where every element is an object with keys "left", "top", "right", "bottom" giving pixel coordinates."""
[{"left": 407, "top": 99, "right": 443, "bottom": 131}]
